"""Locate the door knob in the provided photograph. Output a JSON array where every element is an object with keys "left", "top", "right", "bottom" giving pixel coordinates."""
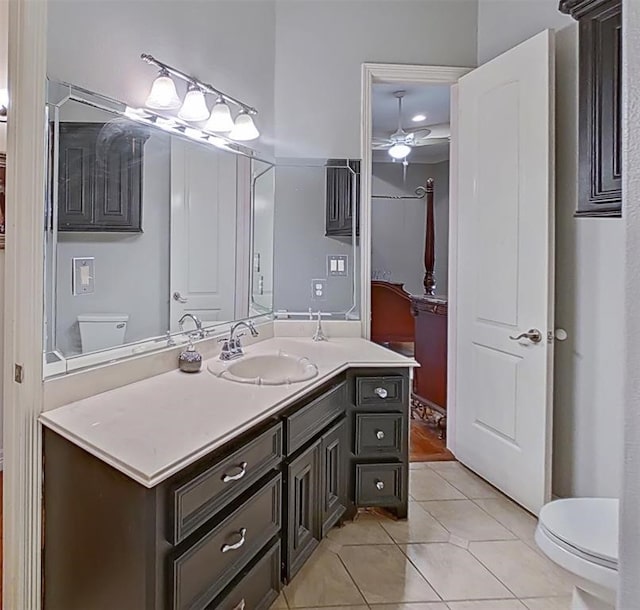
[
  {"left": 173, "top": 291, "right": 188, "bottom": 304},
  {"left": 509, "top": 328, "right": 542, "bottom": 344}
]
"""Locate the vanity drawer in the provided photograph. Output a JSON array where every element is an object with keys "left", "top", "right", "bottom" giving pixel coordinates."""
[
  {"left": 210, "top": 539, "right": 281, "bottom": 610},
  {"left": 355, "top": 463, "right": 404, "bottom": 507},
  {"left": 285, "top": 381, "right": 347, "bottom": 455},
  {"left": 355, "top": 413, "right": 403, "bottom": 457},
  {"left": 169, "top": 422, "right": 283, "bottom": 544},
  {"left": 355, "top": 376, "right": 405, "bottom": 409},
  {"left": 170, "top": 473, "right": 282, "bottom": 610}
]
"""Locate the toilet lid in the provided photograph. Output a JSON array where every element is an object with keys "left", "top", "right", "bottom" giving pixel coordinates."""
[{"left": 539, "top": 498, "right": 618, "bottom": 569}]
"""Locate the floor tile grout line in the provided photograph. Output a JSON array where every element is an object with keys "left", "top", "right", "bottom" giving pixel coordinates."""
[{"left": 333, "top": 545, "right": 372, "bottom": 607}]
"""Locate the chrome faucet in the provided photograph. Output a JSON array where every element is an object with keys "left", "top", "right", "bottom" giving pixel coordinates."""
[
  {"left": 178, "top": 313, "right": 204, "bottom": 339},
  {"left": 312, "top": 311, "right": 328, "bottom": 342},
  {"left": 219, "top": 321, "right": 259, "bottom": 361}
]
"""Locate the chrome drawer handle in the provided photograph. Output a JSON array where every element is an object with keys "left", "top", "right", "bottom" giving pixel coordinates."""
[
  {"left": 222, "top": 528, "right": 247, "bottom": 553},
  {"left": 376, "top": 430, "right": 385, "bottom": 440},
  {"left": 375, "top": 480, "right": 385, "bottom": 491},
  {"left": 233, "top": 600, "right": 246, "bottom": 610},
  {"left": 374, "top": 387, "right": 388, "bottom": 399},
  {"left": 222, "top": 462, "right": 248, "bottom": 483}
]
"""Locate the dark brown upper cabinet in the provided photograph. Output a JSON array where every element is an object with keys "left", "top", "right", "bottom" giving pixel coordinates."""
[
  {"left": 325, "top": 158, "right": 360, "bottom": 237},
  {"left": 560, "top": 0, "right": 622, "bottom": 217},
  {"left": 57, "top": 122, "right": 150, "bottom": 232}
]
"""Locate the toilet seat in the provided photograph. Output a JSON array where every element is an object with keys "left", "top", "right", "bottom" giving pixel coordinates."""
[
  {"left": 538, "top": 498, "right": 618, "bottom": 569},
  {"left": 535, "top": 498, "right": 619, "bottom": 598}
]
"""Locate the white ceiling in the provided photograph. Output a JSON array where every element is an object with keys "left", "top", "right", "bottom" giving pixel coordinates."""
[{"left": 372, "top": 82, "right": 451, "bottom": 164}]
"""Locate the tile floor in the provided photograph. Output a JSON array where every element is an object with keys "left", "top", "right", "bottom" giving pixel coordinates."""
[{"left": 271, "top": 462, "right": 575, "bottom": 610}]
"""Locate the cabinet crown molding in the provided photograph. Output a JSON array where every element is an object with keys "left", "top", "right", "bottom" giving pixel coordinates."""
[{"left": 559, "top": 0, "right": 620, "bottom": 19}]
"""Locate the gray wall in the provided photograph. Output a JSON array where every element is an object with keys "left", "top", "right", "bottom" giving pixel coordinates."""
[
  {"left": 55, "top": 132, "right": 171, "bottom": 355},
  {"left": 47, "top": 0, "right": 276, "bottom": 157},
  {"left": 372, "top": 161, "right": 449, "bottom": 296},
  {"left": 477, "top": 0, "right": 624, "bottom": 500},
  {"left": 274, "top": 0, "right": 478, "bottom": 158}
]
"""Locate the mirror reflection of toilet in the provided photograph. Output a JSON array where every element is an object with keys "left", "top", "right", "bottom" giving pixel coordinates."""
[
  {"left": 535, "top": 498, "right": 618, "bottom": 610},
  {"left": 77, "top": 313, "right": 129, "bottom": 354}
]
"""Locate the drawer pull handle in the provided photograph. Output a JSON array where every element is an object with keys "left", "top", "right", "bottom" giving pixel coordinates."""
[
  {"left": 376, "top": 430, "right": 385, "bottom": 440},
  {"left": 375, "top": 480, "right": 385, "bottom": 491},
  {"left": 374, "top": 387, "right": 388, "bottom": 399},
  {"left": 222, "top": 462, "right": 248, "bottom": 483},
  {"left": 221, "top": 527, "right": 247, "bottom": 553},
  {"left": 233, "top": 600, "right": 246, "bottom": 610}
]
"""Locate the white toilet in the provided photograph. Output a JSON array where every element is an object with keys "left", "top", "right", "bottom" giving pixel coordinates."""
[
  {"left": 536, "top": 498, "right": 618, "bottom": 610},
  {"left": 77, "top": 313, "right": 129, "bottom": 353}
]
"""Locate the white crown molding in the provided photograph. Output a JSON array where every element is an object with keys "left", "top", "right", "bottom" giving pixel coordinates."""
[
  {"left": 4, "top": 0, "right": 48, "bottom": 608},
  {"left": 360, "top": 62, "right": 471, "bottom": 339}
]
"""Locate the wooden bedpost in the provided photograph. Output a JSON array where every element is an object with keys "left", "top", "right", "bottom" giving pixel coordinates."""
[{"left": 423, "top": 178, "right": 436, "bottom": 295}]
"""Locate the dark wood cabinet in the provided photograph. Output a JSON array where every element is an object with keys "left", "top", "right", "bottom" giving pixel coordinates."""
[
  {"left": 325, "top": 158, "right": 360, "bottom": 237},
  {"left": 560, "top": 0, "right": 622, "bottom": 217},
  {"left": 320, "top": 418, "right": 347, "bottom": 536},
  {"left": 57, "top": 122, "right": 149, "bottom": 231}
]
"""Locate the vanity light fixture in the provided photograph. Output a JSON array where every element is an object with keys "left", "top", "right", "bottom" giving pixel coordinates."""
[
  {"left": 206, "top": 97, "right": 235, "bottom": 133},
  {"left": 141, "top": 53, "right": 260, "bottom": 140},
  {"left": 178, "top": 85, "right": 209, "bottom": 122},
  {"left": 229, "top": 110, "right": 260, "bottom": 141},
  {"left": 145, "top": 69, "right": 182, "bottom": 110}
]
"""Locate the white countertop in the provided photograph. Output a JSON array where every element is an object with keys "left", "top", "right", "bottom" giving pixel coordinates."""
[{"left": 40, "top": 338, "right": 416, "bottom": 488}]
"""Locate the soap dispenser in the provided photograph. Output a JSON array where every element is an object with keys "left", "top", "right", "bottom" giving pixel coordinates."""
[{"left": 179, "top": 335, "right": 203, "bottom": 373}]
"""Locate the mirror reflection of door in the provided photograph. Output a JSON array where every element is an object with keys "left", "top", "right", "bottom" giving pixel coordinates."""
[{"left": 169, "top": 139, "right": 239, "bottom": 331}]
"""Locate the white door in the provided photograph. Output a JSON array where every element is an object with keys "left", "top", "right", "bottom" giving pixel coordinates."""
[
  {"left": 170, "top": 138, "right": 238, "bottom": 330},
  {"left": 454, "top": 30, "right": 555, "bottom": 514}
]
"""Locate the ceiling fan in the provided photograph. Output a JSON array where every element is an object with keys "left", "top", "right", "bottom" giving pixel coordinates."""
[{"left": 372, "top": 90, "right": 450, "bottom": 161}]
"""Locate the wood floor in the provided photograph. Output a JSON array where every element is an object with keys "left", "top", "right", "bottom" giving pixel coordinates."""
[{"left": 410, "top": 418, "right": 454, "bottom": 462}]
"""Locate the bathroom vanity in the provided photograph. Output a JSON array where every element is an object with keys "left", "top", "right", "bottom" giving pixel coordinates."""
[{"left": 41, "top": 337, "right": 414, "bottom": 610}]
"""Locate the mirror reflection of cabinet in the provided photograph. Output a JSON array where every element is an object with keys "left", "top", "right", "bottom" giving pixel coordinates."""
[
  {"left": 57, "top": 122, "right": 149, "bottom": 231},
  {"left": 325, "top": 158, "right": 360, "bottom": 237},
  {"left": 560, "top": 0, "right": 622, "bottom": 217}
]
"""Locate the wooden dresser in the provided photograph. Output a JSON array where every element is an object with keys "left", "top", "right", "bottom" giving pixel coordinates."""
[{"left": 410, "top": 295, "right": 448, "bottom": 430}]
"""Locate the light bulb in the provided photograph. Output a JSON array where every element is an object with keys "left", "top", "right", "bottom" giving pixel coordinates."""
[
  {"left": 412, "top": 113, "right": 427, "bottom": 122},
  {"left": 206, "top": 97, "right": 234, "bottom": 132},
  {"left": 229, "top": 111, "right": 260, "bottom": 141},
  {"left": 145, "top": 71, "right": 181, "bottom": 110},
  {"left": 388, "top": 143, "right": 411, "bottom": 160},
  {"left": 178, "top": 86, "right": 209, "bottom": 122}
]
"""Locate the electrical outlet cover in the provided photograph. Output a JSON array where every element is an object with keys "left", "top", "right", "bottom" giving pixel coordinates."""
[{"left": 311, "top": 278, "right": 326, "bottom": 300}]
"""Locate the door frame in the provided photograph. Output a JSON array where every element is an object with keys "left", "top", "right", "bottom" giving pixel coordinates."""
[{"left": 360, "top": 63, "right": 471, "bottom": 450}]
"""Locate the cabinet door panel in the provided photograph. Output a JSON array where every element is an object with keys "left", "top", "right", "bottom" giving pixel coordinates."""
[
  {"left": 285, "top": 441, "right": 320, "bottom": 582},
  {"left": 320, "top": 418, "right": 347, "bottom": 536}
]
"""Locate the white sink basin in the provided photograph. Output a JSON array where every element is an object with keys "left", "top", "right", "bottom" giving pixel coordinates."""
[{"left": 208, "top": 351, "right": 318, "bottom": 386}]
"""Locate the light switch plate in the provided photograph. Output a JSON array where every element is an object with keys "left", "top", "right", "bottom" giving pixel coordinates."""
[
  {"left": 328, "top": 255, "right": 348, "bottom": 277},
  {"left": 72, "top": 257, "right": 95, "bottom": 295},
  {"left": 311, "top": 278, "right": 326, "bottom": 300}
]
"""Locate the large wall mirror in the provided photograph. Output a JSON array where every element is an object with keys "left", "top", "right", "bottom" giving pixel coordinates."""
[{"left": 44, "top": 81, "right": 274, "bottom": 376}]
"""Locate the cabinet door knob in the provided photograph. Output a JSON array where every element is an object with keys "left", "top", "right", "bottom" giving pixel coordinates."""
[
  {"left": 375, "top": 480, "right": 385, "bottom": 491},
  {"left": 374, "top": 387, "right": 388, "bottom": 399},
  {"left": 376, "top": 430, "right": 385, "bottom": 440},
  {"left": 221, "top": 527, "right": 247, "bottom": 553},
  {"left": 222, "top": 461, "right": 248, "bottom": 483}
]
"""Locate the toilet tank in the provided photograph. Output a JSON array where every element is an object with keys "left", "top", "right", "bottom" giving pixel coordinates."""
[{"left": 77, "top": 313, "right": 129, "bottom": 353}]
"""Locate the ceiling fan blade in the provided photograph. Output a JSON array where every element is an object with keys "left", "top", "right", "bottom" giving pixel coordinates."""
[
  {"left": 407, "top": 128, "right": 432, "bottom": 140},
  {"left": 411, "top": 137, "right": 450, "bottom": 148},
  {"left": 372, "top": 141, "right": 392, "bottom": 150},
  {"left": 409, "top": 122, "right": 450, "bottom": 139}
]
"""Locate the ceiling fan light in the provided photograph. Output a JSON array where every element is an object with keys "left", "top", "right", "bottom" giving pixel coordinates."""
[
  {"left": 145, "top": 71, "right": 182, "bottom": 110},
  {"left": 388, "top": 143, "right": 411, "bottom": 160},
  {"left": 178, "top": 85, "right": 209, "bottom": 122},
  {"left": 206, "top": 97, "right": 235, "bottom": 132},
  {"left": 229, "top": 111, "right": 260, "bottom": 141}
]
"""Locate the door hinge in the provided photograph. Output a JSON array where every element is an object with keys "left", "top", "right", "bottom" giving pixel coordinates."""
[{"left": 14, "top": 364, "right": 23, "bottom": 384}]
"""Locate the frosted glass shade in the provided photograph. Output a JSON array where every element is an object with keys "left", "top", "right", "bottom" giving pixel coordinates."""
[
  {"left": 206, "top": 99, "right": 234, "bottom": 133},
  {"left": 229, "top": 112, "right": 260, "bottom": 141},
  {"left": 145, "top": 74, "right": 181, "bottom": 110},
  {"left": 388, "top": 143, "right": 411, "bottom": 160},
  {"left": 178, "top": 87, "right": 209, "bottom": 122}
]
